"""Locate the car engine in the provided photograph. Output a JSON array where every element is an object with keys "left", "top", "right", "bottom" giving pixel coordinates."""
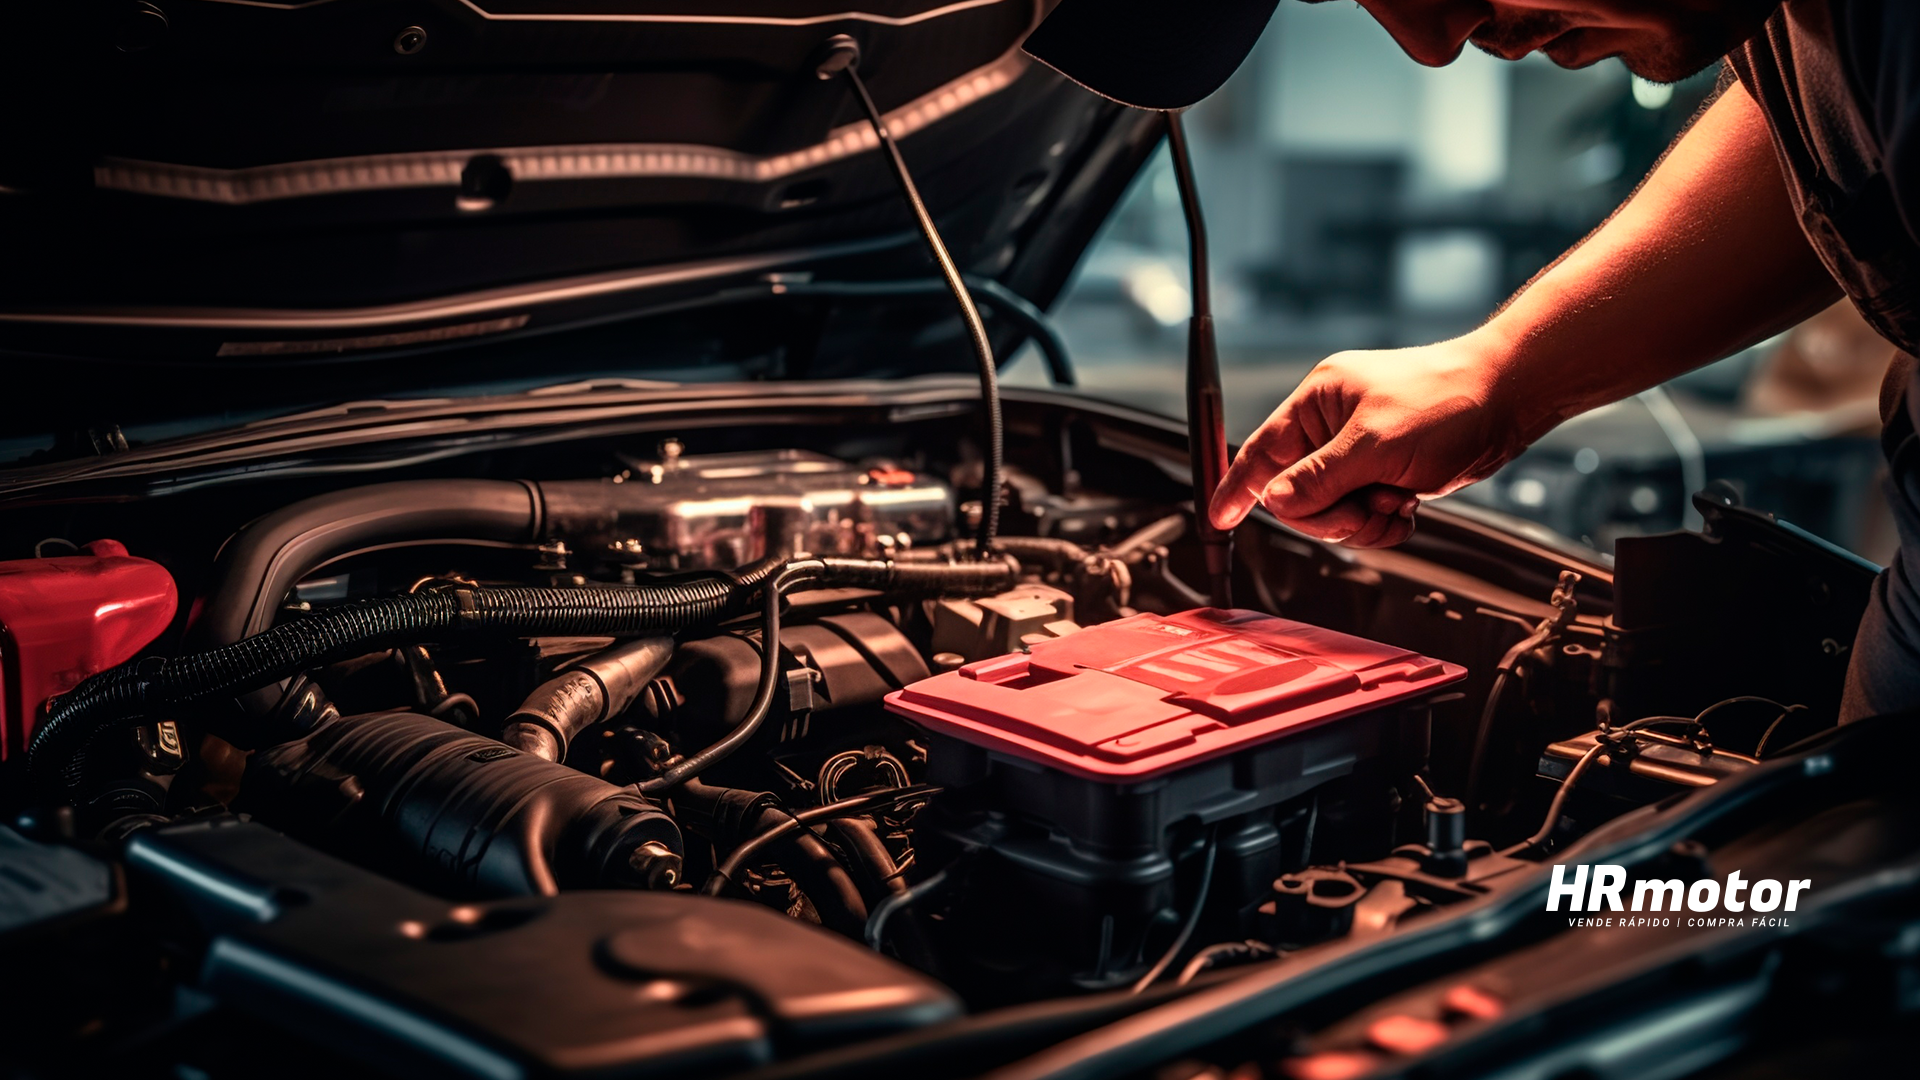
[
  {"left": 6, "top": 0, "right": 1915, "bottom": 1074},
  {"left": 3, "top": 392, "right": 1880, "bottom": 1080}
]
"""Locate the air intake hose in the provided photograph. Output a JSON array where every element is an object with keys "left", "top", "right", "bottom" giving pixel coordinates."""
[
  {"left": 239, "top": 708, "right": 687, "bottom": 898},
  {"left": 29, "top": 555, "right": 1014, "bottom": 795}
]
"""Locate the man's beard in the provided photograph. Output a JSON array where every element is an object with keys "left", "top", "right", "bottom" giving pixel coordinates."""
[
  {"left": 1467, "top": 11, "right": 1575, "bottom": 62},
  {"left": 1615, "top": 44, "right": 1726, "bottom": 84},
  {"left": 1469, "top": 7, "right": 1757, "bottom": 84},
  {"left": 1612, "top": 16, "right": 1745, "bottom": 84}
]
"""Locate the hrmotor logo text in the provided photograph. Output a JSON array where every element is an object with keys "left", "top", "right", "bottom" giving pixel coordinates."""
[{"left": 1547, "top": 864, "right": 1810, "bottom": 929}]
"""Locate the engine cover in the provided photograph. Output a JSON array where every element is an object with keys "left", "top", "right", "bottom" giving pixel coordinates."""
[{"left": 125, "top": 820, "right": 959, "bottom": 1080}]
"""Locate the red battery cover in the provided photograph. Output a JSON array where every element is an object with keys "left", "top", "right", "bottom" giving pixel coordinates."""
[
  {"left": 887, "top": 607, "right": 1466, "bottom": 782},
  {"left": 0, "top": 540, "right": 177, "bottom": 761}
]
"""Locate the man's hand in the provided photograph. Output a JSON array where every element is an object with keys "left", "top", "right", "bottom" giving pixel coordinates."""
[
  {"left": 1208, "top": 337, "right": 1525, "bottom": 547},
  {"left": 1208, "top": 82, "right": 1841, "bottom": 550}
]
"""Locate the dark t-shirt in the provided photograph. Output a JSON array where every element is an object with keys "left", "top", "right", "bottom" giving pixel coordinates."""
[
  {"left": 1729, "top": 0, "right": 1920, "bottom": 372},
  {"left": 1831, "top": 0, "right": 1920, "bottom": 248},
  {"left": 1735, "top": 3, "right": 1920, "bottom": 720}
]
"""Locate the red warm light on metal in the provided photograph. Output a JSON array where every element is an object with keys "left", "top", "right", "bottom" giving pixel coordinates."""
[
  {"left": 1441, "top": 983, "right": 1505, "bottom": 1020},
  {"left": 0, "top": 540, "right": 177, "bottom": 761},
  {"left": 1280, "top": 1050, "right": 1383, "bottom": 1080},
  {"left": 1366, "top": 1014, "right": 1451, "bottom": 1055},
  {"left": 887, "top": 608, "right": 1465, "bottom": 781}
]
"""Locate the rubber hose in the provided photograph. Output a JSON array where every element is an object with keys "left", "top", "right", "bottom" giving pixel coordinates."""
[
  {"left": 199, "top": 479, "right": 544, "bottom": 647},
  {"left": 902, "top": 537, "right": 1088, "bottom": 573},
  {"left": 817, "top": 555, "right": 1019, "bottom": 593},
  {"left": 704, "top": 785, "right": 941, "bottom": 896},
  {"left": 830, "top": 816, "right": 941, "bottom": 972},
  {"left": 626, "top": 557, "right": 1018, "bottom": 792},
  {"left": 34, "top": 556, "right": 1009, "bottom": 794},
  {"left": 670, "top": 780, "right": 869, "bottom": 939},
  {"left": 634, "top": 560, "right": 821, "bottom": 793},
  {"left": 31, "top": 565, "right": 758, "bottom": 793},
  {"left": 753, "top": 806, "right": 870, "bottom": 938},
  {"left": 826, "top": 815, "right": 907, "bottom": 905},
  {"left": 1106, "top": 514, "right": 1190, "bottom": 563},
  {"left": 501, "top": 636, "right": 676, "bottom": 762}
]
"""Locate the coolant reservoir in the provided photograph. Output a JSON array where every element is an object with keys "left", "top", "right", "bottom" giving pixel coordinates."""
[{"left": 0, "top": 541, "right": 177, "bottom": 761}]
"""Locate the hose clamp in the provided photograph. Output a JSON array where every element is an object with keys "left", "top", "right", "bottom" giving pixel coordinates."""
[{"left": 451, "top": 588, "right": 482, "bottom": 629}]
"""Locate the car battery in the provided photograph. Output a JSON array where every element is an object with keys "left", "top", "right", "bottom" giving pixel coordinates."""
[{"left": 886, "top": 607, "right": 1464, "bottom": 988}]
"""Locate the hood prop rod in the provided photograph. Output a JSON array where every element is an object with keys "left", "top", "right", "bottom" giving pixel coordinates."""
[
  {"left": 817, "top": 34, "right": 1002, "bottom": 556},
  {"left": 1165, "top": 111, "right": 1233, "bottom": 608}
]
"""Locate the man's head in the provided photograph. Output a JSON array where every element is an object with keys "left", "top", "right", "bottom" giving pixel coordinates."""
[
  {"left": 1025, "top": 0, "right": 1780, "bottom": 111},
  {"left": 1339, "top": 0, "right": 1782, "bottom": 83}
]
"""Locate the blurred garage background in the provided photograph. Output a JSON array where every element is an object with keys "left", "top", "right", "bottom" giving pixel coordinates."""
[{"left": 1006, "top": 1, "right": 1894, "bottom": 564}]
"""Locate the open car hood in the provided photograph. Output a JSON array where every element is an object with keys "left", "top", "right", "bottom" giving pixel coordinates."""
[{"left": 1, "top": 0, "right": 1156, "bottom": 386}]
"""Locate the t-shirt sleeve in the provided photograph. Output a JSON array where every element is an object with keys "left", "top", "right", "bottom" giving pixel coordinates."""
[{"left": 1837, "top": 0, "right": 1920, "bottom": 246}]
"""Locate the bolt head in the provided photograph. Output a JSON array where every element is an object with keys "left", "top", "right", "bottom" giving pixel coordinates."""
[{"left": 628, "top": 840, "right": 684, "bottom": 890}]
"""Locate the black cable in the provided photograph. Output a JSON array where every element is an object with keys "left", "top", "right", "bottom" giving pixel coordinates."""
[
  {"left": 1164, "top": 111, "right": 1233, "bottom": 608},
  {"left": 865, "top": 866, "right": 952, "bottom": 951},
  {"left": 1130, "top": 830, "right": 1219, "bottom": 994},
  {"left": 1466, "top": 574, "right": 1586, "bottom": 807},
  {"left": 1503, "top": 697, "right": 1765, "bottom": 858},
  {"left": 1674, "top": 696, "right": 1805, "bottom": 758},
  {"left": 703, "top": 784, "right": 942, "bottom": 896},
  {"left": 1465, "top": 668, "right": 1514, "bottom": 806},
  {"left": 1621, "top": 697, "right": 1805, "bottom": 757},
  {"left": 633, "top": 555, "right": 1015, "bottom": 792},
  {"left": 818, "top": 38, "right": 1001, "bottom": 554},
  {"left": 1693, "top": 695, "right": 1797, "bottom": 727},
  {"left": 1466, "top": 622, "right": 1562, "bottom": 805},
  {"left": 1613, "top": 716, "right": 1705, "bottom": 736},
  {"left": 1754, "top": 710, "right": 1799, "bottom": 758},
  {"left": 1501, "top": 740, "right": 1608, "bottom": 857},
  {"left": 1165, "top": 116, "right": 1210, "bottom": 316},
  {"left": 635, "top": 560, "right": 821, "bottom": 793},
  {"left": 29, "top": 556, "right": 1013, "bottom": 795},
  {"left": 1505, "top": 695, "right": 1809, "bottom": 855},
  {"left": 29, "top": 558, "right": 775, "bottom": 793}
]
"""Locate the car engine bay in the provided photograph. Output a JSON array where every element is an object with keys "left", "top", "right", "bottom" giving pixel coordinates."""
[
  {"left": 6, "top": 3, "right": 1919, "bottom": 1076},
  {"left": 4, "top": 387, "right": 1903, "bottom": 1079}
]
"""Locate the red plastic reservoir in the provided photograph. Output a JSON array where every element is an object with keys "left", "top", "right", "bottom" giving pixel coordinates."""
[
  {"left": 0, "top": 541, "right": 177, "bottom": 761},
  {"left": 887, "top": 608, "right": 1465, "bottom": 782}
]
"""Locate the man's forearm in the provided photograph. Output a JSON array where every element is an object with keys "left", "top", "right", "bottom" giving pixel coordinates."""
[{"left": 1474, "top": 79, "right": 1842, "bottom": 441}]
